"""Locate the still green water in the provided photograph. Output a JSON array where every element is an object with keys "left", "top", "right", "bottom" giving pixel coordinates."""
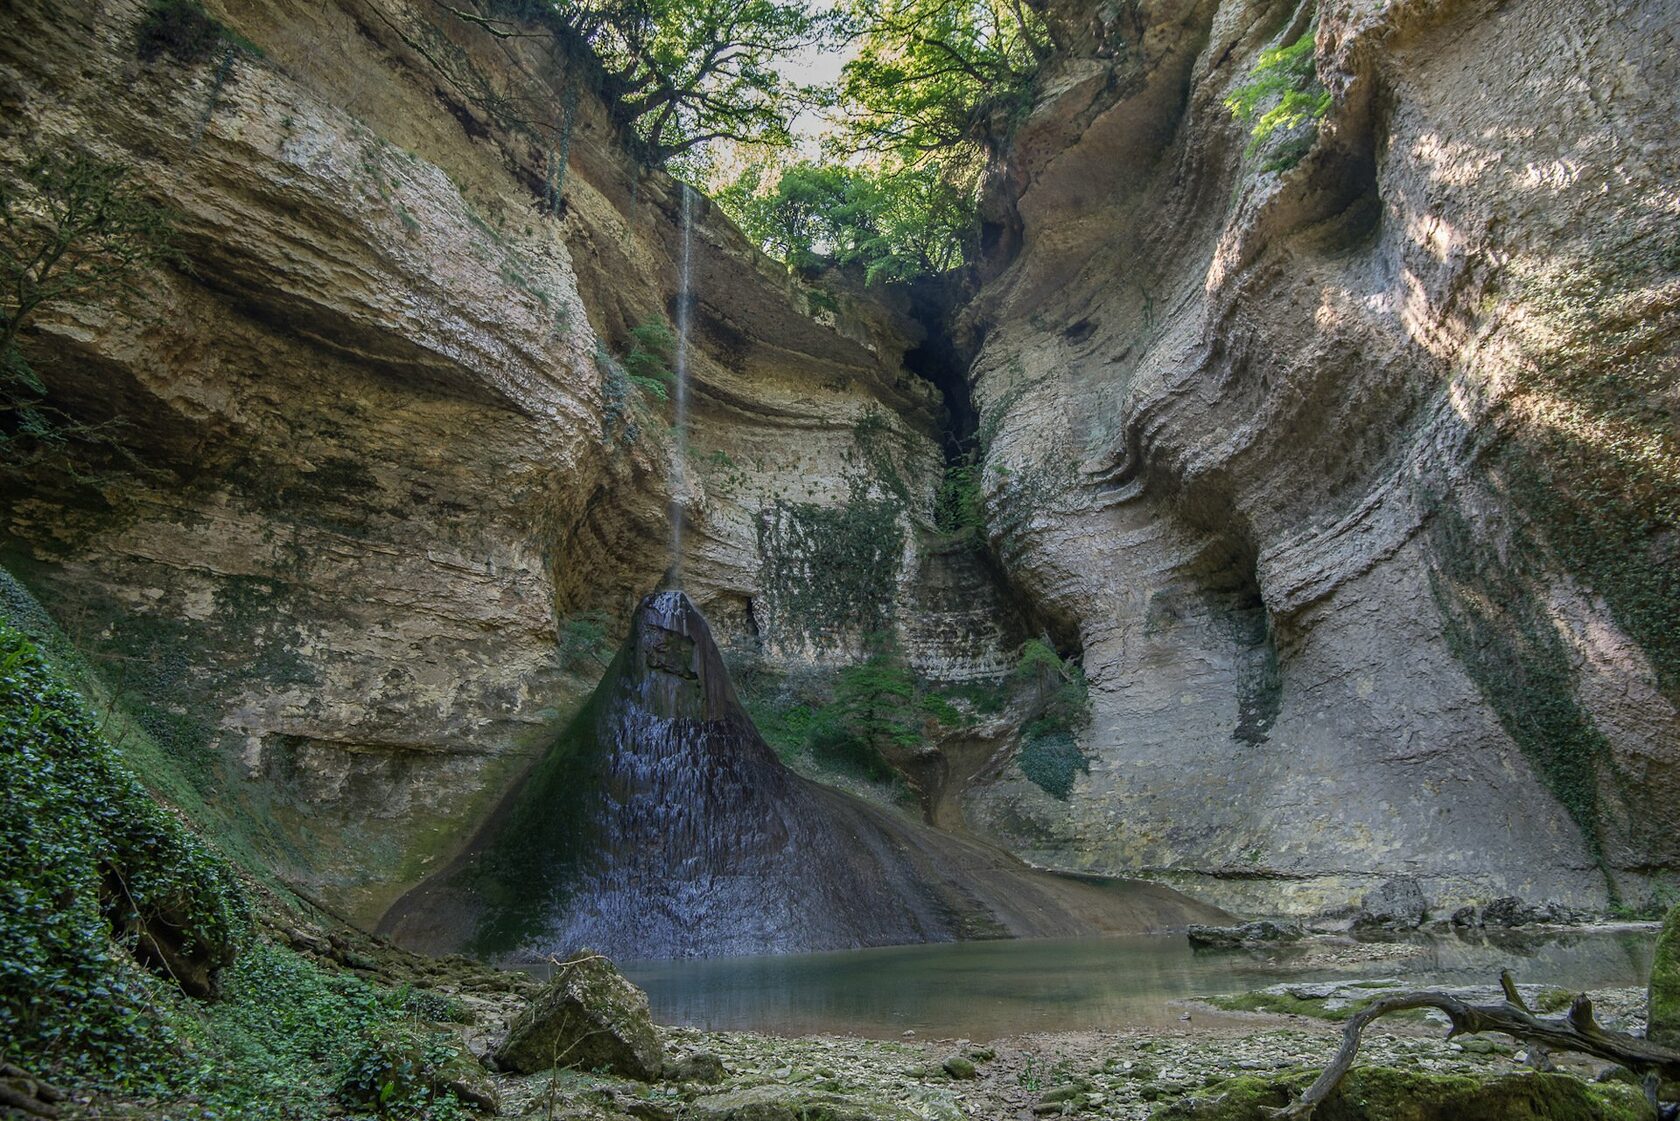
[{"left": 618, "top": 928, "right": 1657, "bottom": 1041}]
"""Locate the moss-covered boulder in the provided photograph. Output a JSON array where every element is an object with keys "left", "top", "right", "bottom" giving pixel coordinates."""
[
  {"left": 1152, "top": 1068, "right": 1650, "bottom": 1121},
  {"left": 685, "top": 1085, "right": 925, "bottom": 1121},
  {"left": 1651, "top": 903, "right": 1680, "bottom": 1050},
  {"left": 338, "top": 1022, "right": 497, "bottom": 1114},
  {"left": 494, "top": 950, "right": 662, "bottom": 1079}
]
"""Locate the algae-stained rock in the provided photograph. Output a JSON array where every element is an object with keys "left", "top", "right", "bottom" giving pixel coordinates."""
[
  {"left": 663, "top": 1051, "right": 727, "bottom": 1084},
  {"left": 494, "top": 951, "right": 662, "bottom": 1080},
  {"left": 686, "top": 1085, "right": 924, "bottom": 1121},
  {"left": 1187, "top": 921, "right": 1305, "bottom": 949},
  {"left": 1652, "top": 903, "right": 1680, "bottom": 1049},
  {"left": 941, "top": 1053, "right": 977, "bottom": 1079},
  {"left": 1153, "top": 1068, "right": 1650, "bottom": 1121},
  {"left": 1352, "top": 879, "right": 1428, "bottom": 930}
]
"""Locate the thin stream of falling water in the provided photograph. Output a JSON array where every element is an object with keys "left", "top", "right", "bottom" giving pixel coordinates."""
[{"left": 669, "top": 185, "right": 694, "bottom": 584}]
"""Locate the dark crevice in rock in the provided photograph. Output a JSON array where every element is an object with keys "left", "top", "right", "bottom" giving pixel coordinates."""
[{"left": 900, "top": 274, "right": 979, "bottom": 466}]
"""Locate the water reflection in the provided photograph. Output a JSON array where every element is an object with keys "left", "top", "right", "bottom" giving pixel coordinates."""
[{"left": 613, "top": 929, "right": 1657, "bottom": 1041}]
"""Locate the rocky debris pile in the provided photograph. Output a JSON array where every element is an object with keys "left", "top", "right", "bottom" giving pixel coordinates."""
[
  {"left": 684, "top": 1084, "right": 927, "bottom": 1120},
  {"left": 662, "top": 1051, "right": 728, "bottom": 1084},
  {"left": 494, "top": 951, "right": 664, "bottom": 1079},
  {"left": 1450, "top": 897, "right": 1595, "bottom": 928},
  {"left": 1187, "top": 921, "right": 1306, "bottom": 950}
]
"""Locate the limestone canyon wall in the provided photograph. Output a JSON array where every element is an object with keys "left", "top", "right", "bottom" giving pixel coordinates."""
[
  {"left": 959, "top": 0, "right": 1679, "bottom": 914},
  {"left": 0, "top": 0, "right": 986, "bottom": 924},
  {"left": 1, "top": 0, "right": 1674, "bottom": 928}
]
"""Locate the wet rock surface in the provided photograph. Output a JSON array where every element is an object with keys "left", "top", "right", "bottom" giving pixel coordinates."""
[{"left": 382, "top": 591, "right": 1223, "bottom": 961}]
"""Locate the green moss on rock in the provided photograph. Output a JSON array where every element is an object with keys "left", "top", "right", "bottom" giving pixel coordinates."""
[
  {"left": 1651, "top": 902, "right": 1680, "bottom": 1048},
  {"left": 1154, "top": 1068, "right": 1651, "bottom": 1121},
  {"left": 495, "top": 949, "right": 664, "bottom": 1080}
]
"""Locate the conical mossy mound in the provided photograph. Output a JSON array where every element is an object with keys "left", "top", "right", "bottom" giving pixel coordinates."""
[{"left": 380, "top": 591, "right": 1222, "bottom": 961}]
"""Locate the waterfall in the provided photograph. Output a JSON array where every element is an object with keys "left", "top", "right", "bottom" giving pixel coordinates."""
[{"left": 669, "top": 185, "right": 695, "bottom": 586}]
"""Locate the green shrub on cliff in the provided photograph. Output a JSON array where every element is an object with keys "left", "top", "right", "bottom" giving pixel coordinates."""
[
  {"left": 1224, "top": 26, "right": 1331, "bottom": 171},
  {"left": 1011, "top": 639, "right": 1090, "bottom": 800},
  {"left": 0, "top": 620, "right": 248, "bottom": 1084},
  {"left": 1, "top": 146, "right": 178, "bottom": 470},
  {"left": 806, "top": 638, "right": 922, "bottom": 779}
]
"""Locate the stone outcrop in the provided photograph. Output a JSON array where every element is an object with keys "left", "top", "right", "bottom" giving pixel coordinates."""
[
  {"left": 956, "top": 0, "right": 1680, "bottom": 915},
  {"left": 1186, "top": 920, "right": 1305, "bottom": 951}
]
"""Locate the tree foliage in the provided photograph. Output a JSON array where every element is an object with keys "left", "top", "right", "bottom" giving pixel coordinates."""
[
  {"left": 717, "top": 160, "right": 975, "bottom": 283},
  {"left": 712, "top": 0, "right": 1048, "bottom": 279},
  {"left": 836, "top": 0, "right": 1050, "bottom": 163},
  {"left": 488, "top": 0, "right": 834, "bottom": 168},
  {"left": 804, "top": 633, "right": 959, "bottom": 780},
  {"left": 0, "top": 146, "right": 176, "bottom": 465}
]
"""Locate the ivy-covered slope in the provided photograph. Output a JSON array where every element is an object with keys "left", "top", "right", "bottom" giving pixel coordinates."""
[
  {"left": 0, "top": 613, "right": 247, "bottom": 1080},
  {"left": 0, "top": 580, "right": 499, "bottom": 1117}
]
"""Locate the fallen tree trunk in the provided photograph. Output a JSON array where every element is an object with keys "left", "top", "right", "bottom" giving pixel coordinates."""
[{"left": 1266, "top": 972, "right": 1680, "bottom": 1120}]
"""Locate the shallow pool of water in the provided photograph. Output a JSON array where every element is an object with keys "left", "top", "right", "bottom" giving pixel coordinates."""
[{"left": 617, "top": 927, "right": 1657, "bottom": 1041}]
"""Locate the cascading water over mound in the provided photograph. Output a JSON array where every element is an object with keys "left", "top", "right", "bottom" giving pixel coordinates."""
[{"left": 380, "top": 591, "right": 1223, "bottom": 961}]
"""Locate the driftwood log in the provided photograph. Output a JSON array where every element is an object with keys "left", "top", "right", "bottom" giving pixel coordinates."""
[{"left": 1264, "top": 972, "right": 1680, "bottom": 1120}]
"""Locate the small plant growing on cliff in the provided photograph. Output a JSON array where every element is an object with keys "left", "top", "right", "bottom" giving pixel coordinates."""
[
  {"left": 1224, "top": 27, "right": 1331, "bottom": 170},
  {"left": 934, "top": 458, "right": 985, "bottom": 538},
  {"left": 1, "top": 146, "right": 177, "bottom": 465},
  {"left": 623, "top": 318, "right": 676, "bottom": 402},
  {"left": 1010, "top": 638, "right": 1091, "bottom": 800}
]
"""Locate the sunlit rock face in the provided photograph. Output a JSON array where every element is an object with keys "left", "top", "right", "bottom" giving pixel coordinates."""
[
  {"left": 380, "top": 591, "right": 1224, "bottom": 960},
  {"left": 957, "top": 0, "right": 1680, "bottom": 914}
]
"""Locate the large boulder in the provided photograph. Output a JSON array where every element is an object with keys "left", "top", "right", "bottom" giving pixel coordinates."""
[
  {"left": 1352, "top": 879, "right": 1428, "bottom": 931},
  {"left": 494, "top": 951, "right": 663, "bottom": 1080},
  {"left": 1652, "top": 903, "right": 1680, "bottom": 1050},
  {"left": 338, "top": 1023, "right": 498, "bottom": 1115}
]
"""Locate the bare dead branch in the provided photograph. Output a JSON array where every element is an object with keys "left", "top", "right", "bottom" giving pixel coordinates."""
[{"left": 1266, "top": 976, "right": 1680, "bottom": 1120}]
